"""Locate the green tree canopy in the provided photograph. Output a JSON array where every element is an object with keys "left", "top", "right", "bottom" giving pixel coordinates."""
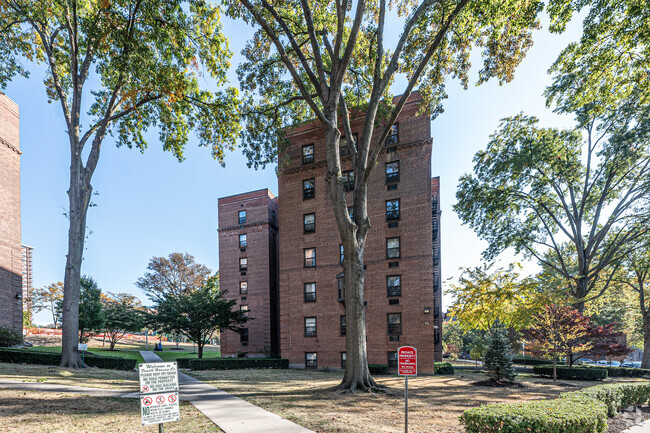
[
  {"left": 102, "top": 292, "right": 144, "bottom": 350},
  {"left": 446, "top": 263, "right": 547, "bottom": 332},
  {"left": 78, "top": 276, "right": 105, "bottom": 343},
  {"left": 153, "top": 275, "right": 246, "bottom": 358},
  {"left": 0, "top": 0, "right": 240, "bottom": 368}
]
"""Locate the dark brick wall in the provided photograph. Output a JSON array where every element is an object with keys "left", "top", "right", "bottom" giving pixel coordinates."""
[
  {"left": 0, "top": 93, "right": 23, "bottom": 335},
  {"left": 218, "top": 189, "right": 279, "bottom": 357},
  {"left": 277, "top": 92, "right": 440, "bottom": 372}
]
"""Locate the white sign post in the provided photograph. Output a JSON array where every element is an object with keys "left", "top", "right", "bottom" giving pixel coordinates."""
[
  {"left": 139, "top": 362, "right": 180, "bottom": 432},
  {"left": 77, "top": 343, "right": 87, "bottom": 368}
]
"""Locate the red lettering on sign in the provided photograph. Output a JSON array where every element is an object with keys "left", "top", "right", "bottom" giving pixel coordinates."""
[{"left": 398, "top": 346, "right": 417, "bottom": 376}]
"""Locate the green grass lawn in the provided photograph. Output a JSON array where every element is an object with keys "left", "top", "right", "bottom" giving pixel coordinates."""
[
  {"left": 31, "top": 346, "right": 145, "bottom": 363},
  {"left": 156, "top": 348, "right": 221, "bottom": 362}
]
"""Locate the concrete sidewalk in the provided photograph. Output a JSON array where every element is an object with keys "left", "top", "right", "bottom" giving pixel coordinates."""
[{"left": 140, "top": 351, "right": 313, "bottom": 433}]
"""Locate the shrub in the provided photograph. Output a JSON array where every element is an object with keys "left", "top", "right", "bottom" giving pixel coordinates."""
[
  {"left": 562, "top": 382, "right": 650, "bottom": 417},
  {"left": 0, "top": 348, "right": 135, "bottom": 370},
  {"left": 511, "top": 356, "right": 549, "bottom": 366},
  {"left": 434, "top": 362, "right": 454, "bottom": 375},
  {"left": 0, "top": 326, "right": 22, "bottom": 347},
  {"left": 189, "top": 358, "right": 288, "bottom": 370},
  {"left": 579, "top": 365, "right": 650, "bottom": 378},
  {"left": 460, "top": 396, "right": 608, "bottom": 433},
  {"left": 176, "top": 358, "right": 192, "bottom": 369},
  {"left": 533, "top": 365, "right": 608, "bottom": 381},
  {"left": 484, "top": 324, "right": 516, "bottom": 383},
  {"left": 369, "top": 364, "right": 389, "bottom": 375}
]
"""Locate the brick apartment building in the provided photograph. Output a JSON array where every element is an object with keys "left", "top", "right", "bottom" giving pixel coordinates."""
[
  {"left": 0, "top": 93, "right": 23, "bottom": 334},
  {"left": 218, "top": 92, "right": 442, "bottom": 372},
  {"left": 218, "top": 189, "right": 280, "bottom": 356}
]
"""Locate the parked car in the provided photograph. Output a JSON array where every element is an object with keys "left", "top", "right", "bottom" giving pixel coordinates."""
[
  {"left": 621, "top": 362, "right": 641, "bottom": 368},
  {"left": 596, "top": 360, "right": 621, "bottom": 367},
  {"left": 577, "top": 359, "right": 595, "bottom": 365}
]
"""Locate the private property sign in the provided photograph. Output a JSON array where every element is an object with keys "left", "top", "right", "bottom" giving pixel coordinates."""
[
  {"left": 398, "top": 346, "right": 417, "bottom": 376},
  {"left": 139, "top": 362, "right": 180, "bottom": 426}
]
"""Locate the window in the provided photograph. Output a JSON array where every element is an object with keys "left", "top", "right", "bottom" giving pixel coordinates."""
[
  {"left": 303, "top": 213, "right": 315, "bottom": 233},
  {"left": 303, "top": 178, "right": 315, "bottom": 200},
  {"left": 387, "top": 275, "right": 401, "bottom": 297},
  {"left": 340, "top": 244, "right": 344, "bottom": 265},
  {"left": 386, "top": 237, "right": 401, "bottom": 259},
  {"left": 240, "top": 328, "right": 249, "bottom": 344},
  {"left": 387, "top": 351, "right": 398, "bottom": 368},
  {"left": 304, "top": 248, "right": 316, "bottom": 268},
  {"left": 341, "top": 352, "right": 346, "bottom": 369},
  {"left": 339, "top": 133, "right": 357, "bottom": 156},
  {"left": 239, "top": 257, "right": 248, "bottom": 271},
  {"left": 387, "top": 123, "right": 399, "bottom": 145},
  {"left": 337, "top": 277, "right": 345, "bottom": 300},
  {"left": 305, "top": 352, "right": 317, "bottom": 368},
  {"left": 386, "top": 161, "right": 400, "bottom": 183},
  {"left": 342, "top": 170, "right": 354, "bottom": 192},
  {"left": 304, "top": 282, "right": 316, "bottom": 302},
  {"left": 387, "top": 313, "right": 402, "bottom": 335},
  {"left": 304, "top": 317, "right": 317, "bottom": 337},
  {"left": 340, "top": 315, "right": 346, "bottom": 336},
  {"left": 386, "top": 199, "right": 400, "bottom": 220},
  {"left": 239, "top": 234, "right": 247, "bottom": 248},
  {"left": 239, "top": 281, "right": 248, "bottom": 295},
  {"left": 302, "top": 144, "right": 314, "bottom": 164},
  {"left": 240, "top": 305, "right": 249, "bottom": 318},
  {"left": 238, "top": 210, "right": 247, "bottom": 224}
]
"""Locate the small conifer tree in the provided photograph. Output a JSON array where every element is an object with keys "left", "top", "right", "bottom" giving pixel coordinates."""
[{"left": 484, "top": 323, "right": 516, "bottom": 383}]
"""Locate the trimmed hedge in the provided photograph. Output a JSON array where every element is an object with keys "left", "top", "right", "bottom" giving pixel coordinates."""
[
  {"left": 562, "top": 382, "right": 650, "bottom": 417},
  {"left": 580, "top": 365, "right": 650, "bottom": 378},
  {"left": 434, "top": 362, "right": 455, "bottom": 375},
  {"left": 460, "top": 395, "right": 608, "bottom": 433},
  {"left": 0, "top": 326, "right": 22, "bottom": 347},
  {"left": 176, "top": 358, "right": 192, "bottom": 369},
  {"left": 369, "top": 364, "right": 389, "bottom": 375},
  {"left": 533, "top": 364, "right": 608, "bottom": 381},
  {"left": 0, "top": 348, "right": 136, "bottom": 370},
  {"left": 511, "top": 356, "right": 549, "bottom": 366},
  {"left": 188, "top": 358, "right": 289, "bottom": 370}
]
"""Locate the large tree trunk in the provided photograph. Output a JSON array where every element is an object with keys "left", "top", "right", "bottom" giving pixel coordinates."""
[
  {"left": 60, "top": 152, "right": 91, "bottom": 368},
  {"left": 198, "top": 341, "right": 204, "bottom": 359}
]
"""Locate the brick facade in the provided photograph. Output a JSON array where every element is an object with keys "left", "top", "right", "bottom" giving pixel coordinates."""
[
  {"left": 0, "top": 93, "right": 23, "bottom": 334},
  {"left": 277, "top": 92, "right": 441, "bottom": 373},
  {"left": 218, "top": 189, "right": 279, "bottom": 357},
  {"left": 217, "top": 92, "right": 443, "bottom": 372}
]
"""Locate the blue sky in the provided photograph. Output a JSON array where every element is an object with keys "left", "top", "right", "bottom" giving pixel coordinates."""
[{"left": 5, "top": 11, "right": 584, "bottom": 325}]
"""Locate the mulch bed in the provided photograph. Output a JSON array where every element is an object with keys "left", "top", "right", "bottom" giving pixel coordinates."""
[
  {"left": 470, "top": 379, "right": 526, "bottom": 388},
  {"left": 608, "top": 407, "right": 650, "bottom": 433}
]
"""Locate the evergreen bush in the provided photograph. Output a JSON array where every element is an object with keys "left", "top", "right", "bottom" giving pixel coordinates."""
[{"left": 483, "top": 324, "right": 516, "bottom": 383}]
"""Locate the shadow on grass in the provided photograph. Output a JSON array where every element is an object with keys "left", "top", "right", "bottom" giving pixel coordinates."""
[{"left": 0, "top": 394, "right": 138, "bottom": 417}]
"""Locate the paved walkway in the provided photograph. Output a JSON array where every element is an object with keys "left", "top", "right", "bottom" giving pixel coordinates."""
[
  {"left": 139, "top": 351, "right": 313, "bottom": 433},
  {"left": 624, "top": 419, "right": 650, "bottom": 432}
]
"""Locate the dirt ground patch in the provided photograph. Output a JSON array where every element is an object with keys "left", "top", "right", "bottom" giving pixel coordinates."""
[
  {"left": 0, "top": 363, "right": 139, "bottom": 392},
  {"left": 188, "top": 369, "right": 642, "bottom": 433},
  {"left": 0, "top": 389, "right": 221, "bottom": 432}
]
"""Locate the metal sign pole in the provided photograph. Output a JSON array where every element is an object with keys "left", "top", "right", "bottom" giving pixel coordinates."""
[
  {"left": 159, "top": 423, "right": 163, "bottom": 433},
  {"left": 405, "top": 376, "right": 408, "bottom": 433}
]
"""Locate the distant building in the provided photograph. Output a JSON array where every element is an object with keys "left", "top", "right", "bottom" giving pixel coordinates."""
[
  {"left": 0, "top": 93, "right": 23, "bottom": 333},
  {"left": 218, "top": 189, "right": 280, "bottom": 357},
  {"left": 218, "top": 92, "right": 443, "bottom": 372},
  {"left": 21, "top": 245, "right": 34, "bottom": 313}
]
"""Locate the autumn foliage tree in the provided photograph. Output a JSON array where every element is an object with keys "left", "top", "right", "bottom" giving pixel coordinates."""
[
  {"left": 523, "top": 304, "right": 592, "bottom": 383},
  {"left": 102, "top": 292, "right": 144, "bottom": 350},
  {"left": 0, "top": 0, "right": 240, "bottom": 368},
  {"left": 224, "top": 0, "right": 543, "bottom": 392},
  {"left": 32, "top": 282, "right": 64, "bottom": 329},
  {"left": 447, "top": 263, "right": 547, "bottom": 332}
]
